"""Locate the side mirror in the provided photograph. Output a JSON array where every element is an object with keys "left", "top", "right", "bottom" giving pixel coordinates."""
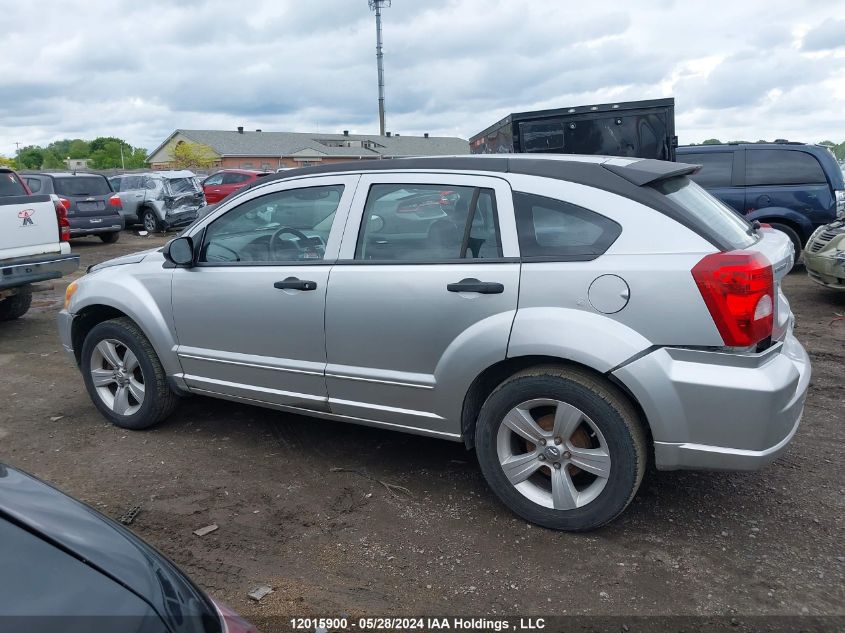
[{"left": 164, "top": 236, "right": 194, "bottom": 267}]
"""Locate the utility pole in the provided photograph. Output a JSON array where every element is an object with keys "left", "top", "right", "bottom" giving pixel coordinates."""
[
  {"left": 120, "top": 144, "right": 125, "bottom": 170},
  {"left": 14, "top": 142, "right": 21, "bottom": 170},
  {"left": 368, "top": 0, "right": 390, "bottom": 136}
]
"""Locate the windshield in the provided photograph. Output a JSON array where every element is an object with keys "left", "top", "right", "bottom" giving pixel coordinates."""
[
  {"left": 652, "top": 177, "right": 755, "bottom": 249},
  {"left": 0, "top": 171, "right": 27, "bottom": 196},
  {"left": 53, "top": 176, "right": 111, "bottom": 197}
]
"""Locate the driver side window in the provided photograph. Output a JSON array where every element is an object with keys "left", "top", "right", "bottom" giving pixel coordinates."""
[{"left": 199, "top": 185, "right": 344, "bottom": 264}]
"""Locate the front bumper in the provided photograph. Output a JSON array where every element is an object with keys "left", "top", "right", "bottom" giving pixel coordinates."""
[
  {"left": 57, "top": 309, "right": 75, "bottom": 362},
  {"left": 613, "top": 331, "right": 811, "bottom": 471},
  {"left": 0, "top": 253, "right": 80, "bottom": 291},
  {"left": 804, "top": 222, "right": 845, "bottom": 289}
]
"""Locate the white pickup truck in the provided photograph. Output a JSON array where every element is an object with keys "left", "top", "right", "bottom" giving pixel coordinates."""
[{"left": 0, "top": 167, "right": 80, "bottom": 320}]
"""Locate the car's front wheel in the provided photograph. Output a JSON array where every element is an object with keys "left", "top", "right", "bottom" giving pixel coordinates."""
[
  {"left": 99, "top": 231, "right": 120, "bottom": 244},
  {"left": 475, "top": 366, "right": 647, "bottom": 531},
  {"left": 81, "top": 317, "right": 177, "bottom": 429}
]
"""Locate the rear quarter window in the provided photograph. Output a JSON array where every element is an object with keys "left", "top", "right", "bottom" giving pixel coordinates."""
[
  {"left": 679, "top": 152, "right": 734, "bottom": 188},
  {"left": 0, "top": 172, "right": 27, "bottom": 196},
  {"left": 513, "top": 192, "right": 622, "bottom": 260},
  {"left": 746, "top": 150, "right": 827, "bottom": 186},
  {"left": 652, "top": 177, "right": 755, "bottom": 249}
]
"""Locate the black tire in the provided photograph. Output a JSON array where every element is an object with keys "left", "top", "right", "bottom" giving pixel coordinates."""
[
  {"left": 475, "top": 365, "right": 647, "bottom": 531},
  {"left": 99, "top": 231, "right": 120, "bottom": 244},
  {"left": 80, "top": 317, "right": 177, "bottom": 430},
  {"left": 0, "top": 285, "right": 33, "bottom": 321},
  {"left": 142, "top": 208, "right": 162, "bottom": 233},
  {"left": 768, "top": 222, "right": 802, "bottom": 260}
]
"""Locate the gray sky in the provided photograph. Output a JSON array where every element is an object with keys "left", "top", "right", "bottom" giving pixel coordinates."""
[{"left": 1, "top": 0, "right": 843, "bottom": 157}]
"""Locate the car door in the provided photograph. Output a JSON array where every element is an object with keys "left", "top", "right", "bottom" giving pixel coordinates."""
[
  {"left": 202, "top": 173, "right": 225, "bottom": 203},
  {"left": 117, "top": 176, "right": 144, "bottom": 221},
  {"left": 324, "top": 173, "right": 520, "bottom": 437},
  {"left": 171, "top": 175, "right": 360, "bottom": 410}
]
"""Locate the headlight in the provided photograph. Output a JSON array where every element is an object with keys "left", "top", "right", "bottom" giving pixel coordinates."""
[
  {"left": 835, "top": 190, "right": 845, "bottom": 218},
  {"left": 64, "top": 281, "right": 78, "bottom": 310}
]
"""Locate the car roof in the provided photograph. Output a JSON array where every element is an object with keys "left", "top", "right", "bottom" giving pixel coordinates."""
[
  {"left": 21, "top": 171, "right": 106, "bottom": 179},
  {"left": 678, "top": 142, "right": 825, "bottom": 152}
]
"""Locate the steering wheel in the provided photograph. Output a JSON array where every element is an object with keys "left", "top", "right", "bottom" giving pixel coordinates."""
[{"left": 270, "top": 226, "right": 310, "bottom": 260}]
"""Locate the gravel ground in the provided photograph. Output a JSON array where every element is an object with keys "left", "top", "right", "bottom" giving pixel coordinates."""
[{"left": 0, "top": 232, "right": 843, "bottom": 632}]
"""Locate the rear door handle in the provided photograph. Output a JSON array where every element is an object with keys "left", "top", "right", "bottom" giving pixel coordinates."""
[
  {"left": 274, "top": 277, "right": 317, "bottom": 291},
  {"left": 447, "top": 278, "right": 504, "bottom": 294}
]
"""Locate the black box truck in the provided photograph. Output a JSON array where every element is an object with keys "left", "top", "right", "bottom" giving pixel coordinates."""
[{"left": 470, "top": 98, "right": 677, "bottom": 161}]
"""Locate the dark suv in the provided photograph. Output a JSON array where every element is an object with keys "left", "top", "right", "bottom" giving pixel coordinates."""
[
  {"left": 22, "top": 172, "right": 124, "bottom": 243},
  {"left": 677, "top": 142, "right": 845, "bottom": 255}
]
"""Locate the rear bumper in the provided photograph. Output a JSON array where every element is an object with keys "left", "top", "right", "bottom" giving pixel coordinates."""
[
  {"left": 69, "top": 216, "right": 123, "bottom": 235},
  {"left": 163, "top": 209, "right": 199, "bottom": 229},
  {"left": 613, "top": 331, "right": 811, "bottom": 471},
  {"left": 0, "top": 253, "right": 80, "bottom": 291}
]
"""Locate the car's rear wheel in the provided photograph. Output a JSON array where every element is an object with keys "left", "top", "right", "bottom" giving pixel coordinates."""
[
  {"left": 99, "top": 232, "right": 120, "bottom": 244},
  {"left": 475, "top": 366, "right": 647, "bottom": 531},
  {"left": 142, "top": 209, "right": 162, "bottom": 233},
  {"left": 81, "top": 317, "right": 177, "bottom": 429},
  {"left": 769, "top": 222, "right": 802, "bottom": 260},
  {"left": 0, "top": 285, "right": 33, "bottom": 321}
]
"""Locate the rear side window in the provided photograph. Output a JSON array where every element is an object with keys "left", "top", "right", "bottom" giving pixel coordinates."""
[
  {"left": 746, "top": 150, "right": 827, "bottom": 186},
  {"left": 0, "top": 172, "right": 27, "bottom": 196},
  {"left": 222, "top": 172, "right": 251, "bottom": 184},
  {"left": 680, "top": 152, "right": 734, "bottom": 188},
  {"left": 652, "top": 177, "right": 755, "bottom": 249},
  {"left": 53, "top": 176, "right": 111, "bottom": 196},
  {"left": 166, "top": 178, "right": 197, "bottom": 195},
  {"left": 513, "top": 192, "right": 621, "bottom": 261},
  {"left": 355, "top": 184, "right": 503, "bottom": 261},
  {"left": 25, "top": 177, "right": 42, "bottom": 193}
]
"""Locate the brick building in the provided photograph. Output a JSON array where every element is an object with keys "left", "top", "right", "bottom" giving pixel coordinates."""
[{"left": 146, "top": 127, "right": 469, "bottom": 170}]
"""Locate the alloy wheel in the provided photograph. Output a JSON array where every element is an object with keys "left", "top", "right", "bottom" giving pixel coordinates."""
[
  {"left": 89, "top": 338, "right": 145, "bottom": 416},
  {"left": 496, "top": 398, "right": 611, "bottom": 510}
]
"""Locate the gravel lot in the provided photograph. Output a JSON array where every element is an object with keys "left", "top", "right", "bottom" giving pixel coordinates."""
[{"left": 1, "top": 233, "right": 843, "bottom": 631}]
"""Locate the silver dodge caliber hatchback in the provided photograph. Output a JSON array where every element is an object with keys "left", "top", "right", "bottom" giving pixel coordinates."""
[{"left": 58, "top": 155, "right": 811, "bottom": 531}]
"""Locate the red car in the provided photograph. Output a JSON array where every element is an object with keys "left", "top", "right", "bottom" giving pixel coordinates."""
[{"left": 202, "top": 169, "right": 272, "bottom": 204}]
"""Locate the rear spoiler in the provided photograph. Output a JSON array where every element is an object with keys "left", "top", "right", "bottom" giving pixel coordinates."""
[{"left": 603, "top": 159, "right": 701, "bottom": 186}]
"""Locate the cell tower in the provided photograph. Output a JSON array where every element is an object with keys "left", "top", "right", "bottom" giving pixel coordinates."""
[{"left": 368, "top": 0, "right": 390, "bottom": 136}]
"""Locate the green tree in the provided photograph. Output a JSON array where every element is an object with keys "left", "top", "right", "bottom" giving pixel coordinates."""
[
  {"left": 168, "top": 140, "right": 217, "bottom": 169},
  {"left": 18, "top": 146, "right": 44, "bottom": 169},
  {"left": 0, "top": 155, "right": 15, "bottom": 168},
  {"left": 702, "top": 138, "right": 722, "bottom": 145},
  {"left": 42, "top": 151, "right": 64, "bottom": 169},
  {"left": 68, "top": 139, "right": 89, "bottom": 159},
  {"left": 88, "top": 137, "right": 148, "bottom": 169}
]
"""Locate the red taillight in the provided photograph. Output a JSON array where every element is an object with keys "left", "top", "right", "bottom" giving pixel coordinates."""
[
  {"left": 211, "top": 598, "right": 258, "bottom": 633},
  {"left": 691, "top": 251, "right": 774, "bottom": 347},
  {"left": 109, "top": 194, "right": 122, "bottom": 208},
  {"left": 53, "top": 198, "right": 70, "bottom": 242}
]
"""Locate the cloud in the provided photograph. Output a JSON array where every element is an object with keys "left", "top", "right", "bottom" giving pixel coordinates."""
[
  {"left": 0, "top": 0, "right": 843, "bottom": 157},
  {"left": 802, "top": 18, "right": 845, "bottom": 51}
]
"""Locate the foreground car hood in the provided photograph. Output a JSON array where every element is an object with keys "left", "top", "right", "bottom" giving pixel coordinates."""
[
  {"left": 88, "top": 247, "right": 160, "bottom": 273},
  {"left": 0, "top": 464, "right": 220, "bottom": 633}
]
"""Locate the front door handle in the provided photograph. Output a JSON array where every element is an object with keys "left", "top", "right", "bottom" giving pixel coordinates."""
[
  {"left": 274, "top": 277, "right": 317, "bottom": 291},
  {"left": 447, "top": 278, "right": 504, "bottom": 294}
]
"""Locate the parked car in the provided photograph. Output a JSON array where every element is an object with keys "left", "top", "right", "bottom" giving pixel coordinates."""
[
  {"left": 0, "top": 463, "right": 256, "bottom": 633},
  {"left": 202, "top": 169, "right": 272, "bottom": 204},
  {"left": 677, "top": 142, "right": 845, "bottom": 256},
  {"left": 805, "top": 218, "right": 845, "bottom": 289},
  {"left": 0, "top": 167, "right": 79, "bottom": 320},
  {"left": 59, "top": 155, "right": 810, "bottom": 531},
  {"left": 109, "top": 170, "right": 207, "bottom": 233},
  {"left": 21, "top": 172, "right": 124, "bottom": 242}
]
